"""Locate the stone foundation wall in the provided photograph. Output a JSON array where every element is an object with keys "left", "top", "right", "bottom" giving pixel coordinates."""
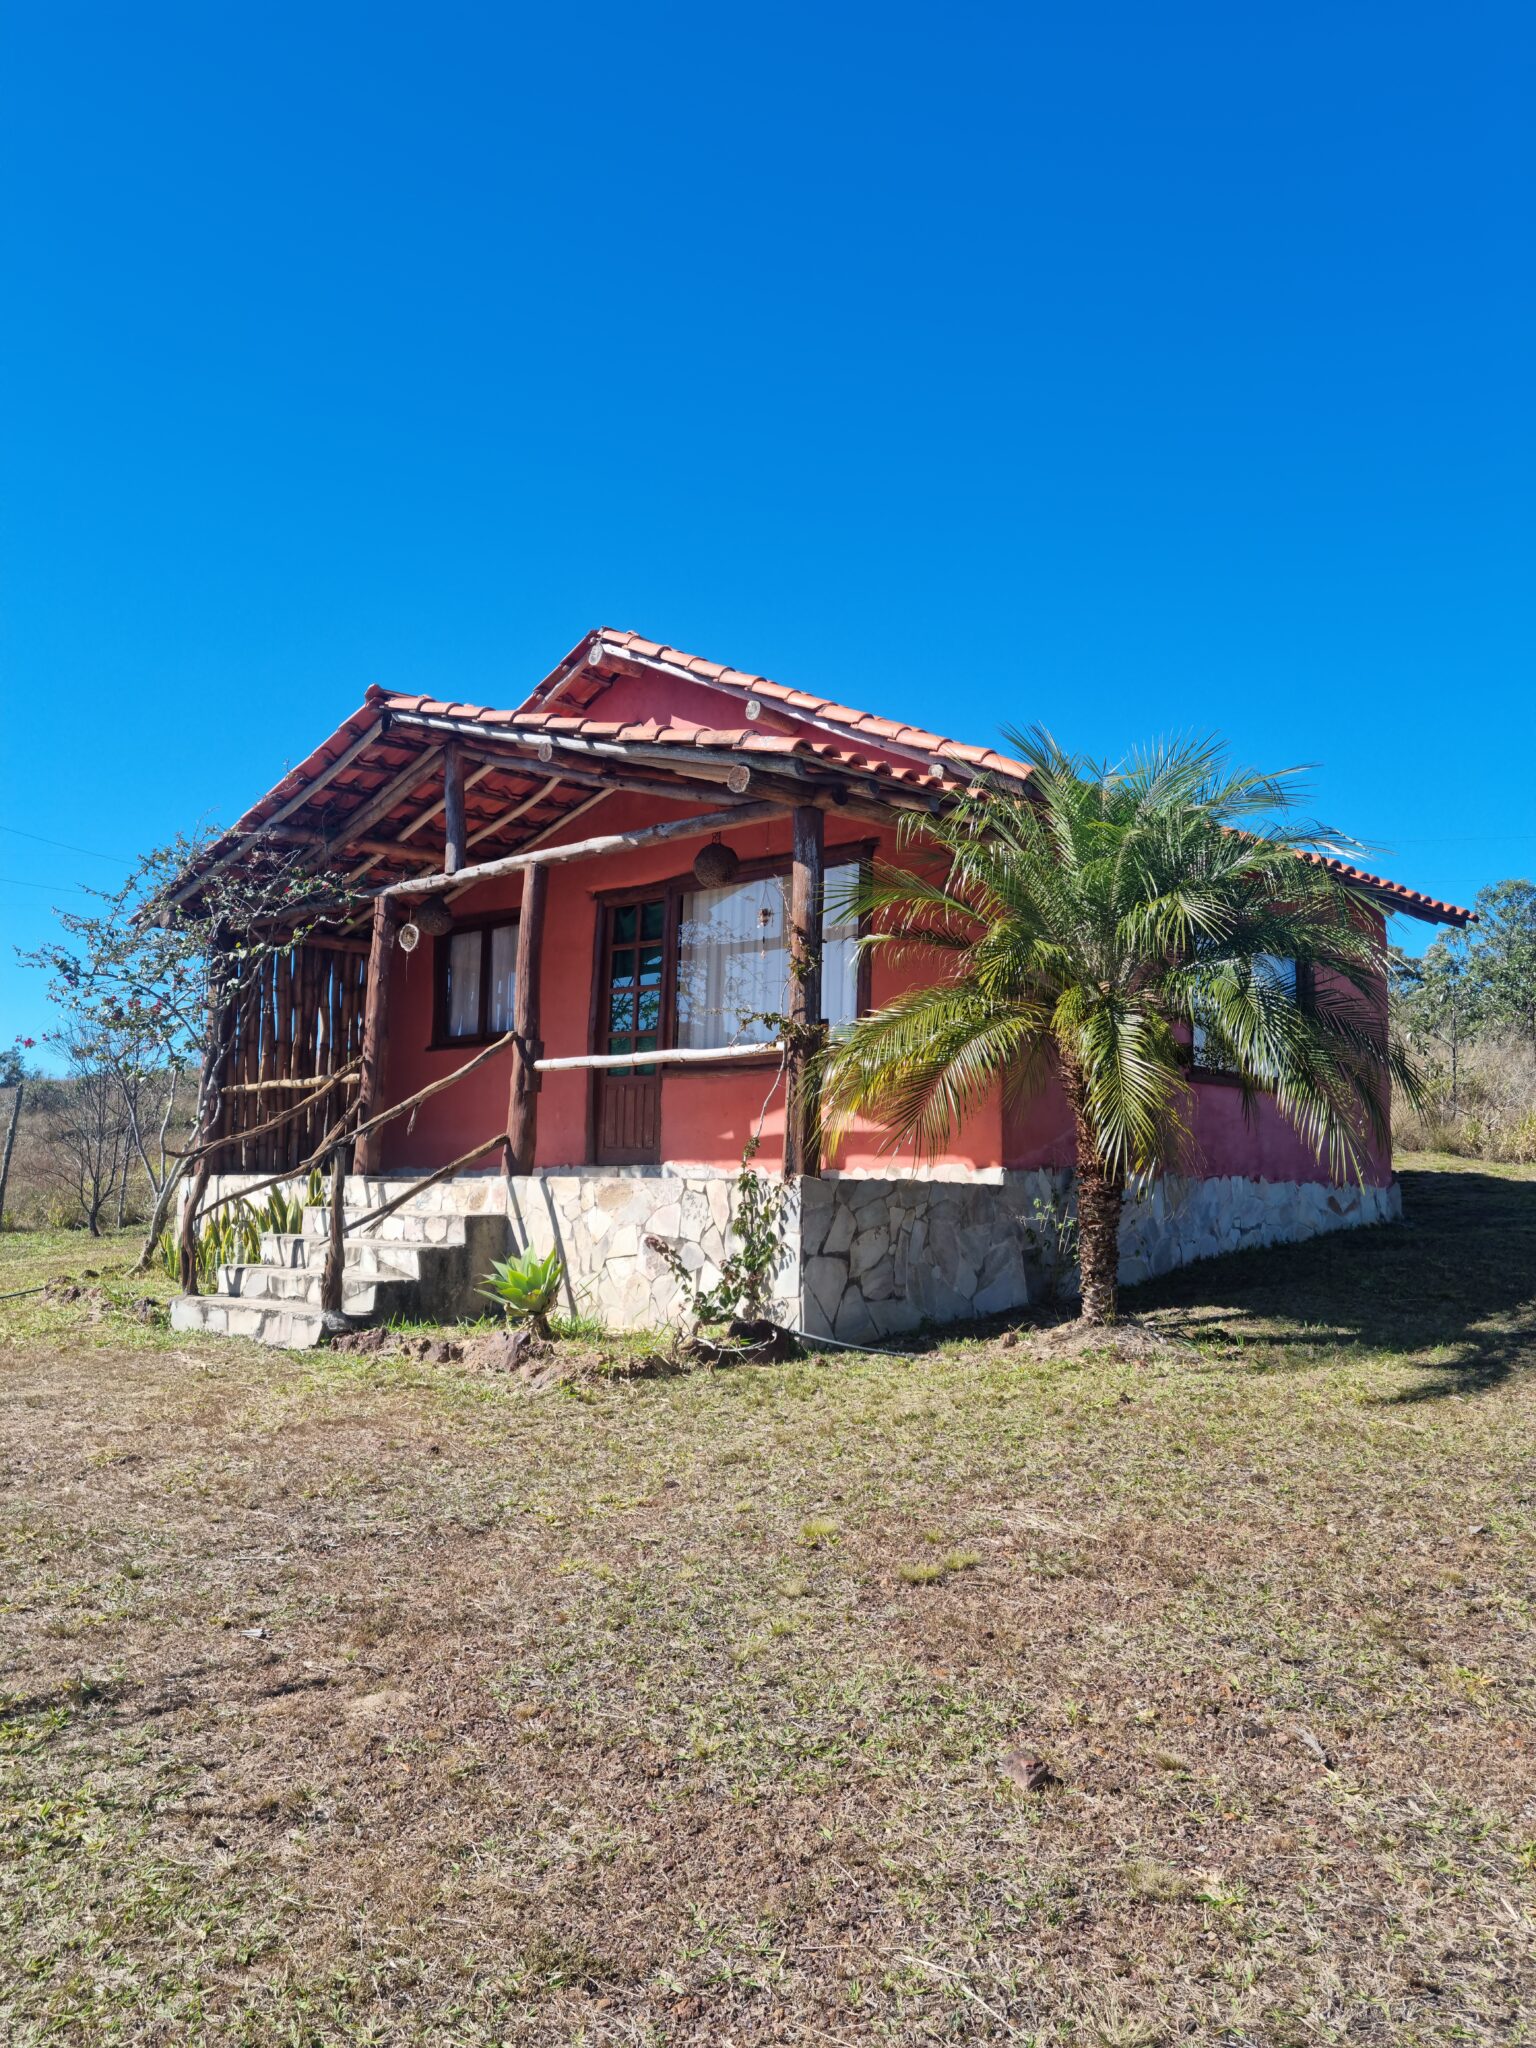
[
  {"left": 511, "top": 1164, "right": 1402, "bottom": 1340},
  {"left": 796, "top": 1170, "right": 1401, "bottom": 1342},
  {"left": 507, "top": 1167, "right": 802, "bottom": 1332},
  {"left": 204, "top": 1164, "right": 1403, "bottom": 1342}
]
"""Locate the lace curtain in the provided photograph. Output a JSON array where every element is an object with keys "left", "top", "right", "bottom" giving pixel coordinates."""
[{"left": 676, "top": 862, "right": 860, "bottom": 1050}]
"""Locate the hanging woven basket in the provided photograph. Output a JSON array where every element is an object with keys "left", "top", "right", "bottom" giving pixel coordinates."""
[{"left": 692, "top": 840, "right": 740, "bottom": 889}]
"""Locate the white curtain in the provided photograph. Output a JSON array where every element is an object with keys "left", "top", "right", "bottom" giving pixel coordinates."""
[
  {"left": 677, "top": 875, "right": 787, "bottom": 1048},
  {"left": 676, "top": 863, "right": 860, "bottom": 1050},
  {"left": 822, "top": 863, "right": 860, "bottom": 1036},
  {"left": 447, "top": 930, "right": 482, "bottom": 1038},
  {"left": 489, "top": 923, "right": 517, "bottom": 1033}
]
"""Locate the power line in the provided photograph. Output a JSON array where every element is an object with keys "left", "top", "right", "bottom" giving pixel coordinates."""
[{"left": 0, "top": 824, "right": 130, "bottom": 863}]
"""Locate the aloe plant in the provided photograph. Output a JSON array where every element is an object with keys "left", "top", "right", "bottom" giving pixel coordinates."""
[{"left": 478, "top": 1247, "right": 563, "bottom": 1339}]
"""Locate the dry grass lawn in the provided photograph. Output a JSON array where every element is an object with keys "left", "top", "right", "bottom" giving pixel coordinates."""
[{"left": 2, "top": 1156, "right": 1534, "bottom": 2045}]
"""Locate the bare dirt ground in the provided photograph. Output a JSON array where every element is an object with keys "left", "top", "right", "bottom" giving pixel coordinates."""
[{"left": 2, "top": 1157, "right": 1534, "bottom": 2045}]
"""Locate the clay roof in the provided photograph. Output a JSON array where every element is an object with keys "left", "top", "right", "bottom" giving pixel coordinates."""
[
  {"left": 519, "top": 628, "right": 1033, "bottom": 787},
  {"left": 192, "top": 625, "right": 1472, "bottom": 926}
]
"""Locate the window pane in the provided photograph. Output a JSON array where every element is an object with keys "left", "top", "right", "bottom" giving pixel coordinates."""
[
  {"left": 1194, "top": 956, "right": 1297, "bottom": 1071},
  {"left": 613, "top": 905, "right": 637, "bottom": 943},
  {"left": 822, "top": 861, "right": 860, "bottom": 1035},
  {"left": 610, "top": 947, "right": 635, "bottom": 987},
  {"left": 446, "top": 930, "right": 482, "bottom": 1038},
  {"left": 609, "top": 991, "right": 633, "bottom": 1034},
  {"left": 641, "top": 901, "right": 665, "bottom": 941},
  {"left": 637, "top": 988, "right": 661, "bottom": 1031},
  {"left": 676, "top": 876, "right": 788, "bottom": 1050},
  {"left": 1257, "top": 955, "right": 1298, "bottom": 997},
  {"left": 638, "top": 945, "right": 663, "bottom": 984},
  {"left": 488, "top": 923, "right": 517, "bottom": 1034}
]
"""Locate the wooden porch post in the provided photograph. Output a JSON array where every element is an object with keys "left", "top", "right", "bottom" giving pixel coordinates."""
[
  {"left": 353, "top": 895, "right": 396, "bottom": 1174},
  {"left": 505, "top": 862, "right": 548, "bottom": 1177},
  {"left": 784, "top": 804, "right": 825, "bottom": 1177},
  {"left": 443, "top": 744, "right": 466, "bottom": 876}
]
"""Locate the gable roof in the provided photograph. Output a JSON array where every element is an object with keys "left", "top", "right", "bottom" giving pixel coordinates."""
[
  {"left": 520, "top": 628, "right": 1034, "bottom": 788},
  {"left": 186, "top": 624, "right": 1473, "bottom": 926}
]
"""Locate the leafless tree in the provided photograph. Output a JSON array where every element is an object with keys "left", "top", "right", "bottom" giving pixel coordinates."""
[{"left": 40, "top": 1030, "right": 133, "bottom": 1236}]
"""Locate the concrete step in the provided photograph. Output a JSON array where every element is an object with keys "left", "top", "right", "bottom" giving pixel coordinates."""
[
  {"left": 302, "top": 1207, "right": 473, "bottom": 1247},
  {"left": 169, "top": 1293, "right": 331, "bottom": 1348},
  {"left": 345, "top": 1174, "right": 508, "bottom": 1218},
  {"left": 209, "top": 1173, "right": 508, "bottom": 1221},
  {"left": 176, "top": 1182, "right": 511, "bottom": 1344},
  {"left": 260, "top": 1231, "right": 420, "bottom": 1278},
  {"left": 215, "top": 1264, "right": 419, "bottom": 1315}
]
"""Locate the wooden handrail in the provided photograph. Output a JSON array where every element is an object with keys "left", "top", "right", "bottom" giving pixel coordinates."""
[{"left": 535, "top": 1042, "right": 784, "bottom": 1073}]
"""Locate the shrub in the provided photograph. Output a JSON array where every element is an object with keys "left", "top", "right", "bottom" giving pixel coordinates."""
[{"left": 1393, "top": 1036, "right": 1536, "bottom": 1163}]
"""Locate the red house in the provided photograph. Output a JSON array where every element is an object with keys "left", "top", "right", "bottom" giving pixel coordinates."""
[{"left": 173, "top": 629, "right": 1471, "bottom": 1346}]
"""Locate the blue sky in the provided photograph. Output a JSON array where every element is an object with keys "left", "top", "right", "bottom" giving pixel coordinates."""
[{"left": 3, "top": 2, "right": 1532, "bottom": 1061}]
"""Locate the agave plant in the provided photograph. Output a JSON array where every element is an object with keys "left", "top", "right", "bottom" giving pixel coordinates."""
[{"left": 479, "top": 1247, "right": 564, "bottom": 1339}]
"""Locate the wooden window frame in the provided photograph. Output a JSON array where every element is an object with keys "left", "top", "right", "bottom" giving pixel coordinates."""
[
  {"left": 587, "top": 839, "right": 877, "bottom": 1066},
  {"left": 1190, "top": 958, "right": 1314, "bottom": 1087},
  {"left": 430, "top": 912, "right": 520, "bottom": 1049}
]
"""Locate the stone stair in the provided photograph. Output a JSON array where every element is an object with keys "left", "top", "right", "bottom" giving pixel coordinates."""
[{"left": 169, "top": 1175, "right": 511, "bottom": 1349}]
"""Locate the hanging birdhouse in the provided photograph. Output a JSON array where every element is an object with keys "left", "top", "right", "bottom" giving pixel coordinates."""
[
  {"left": 692, "top": 838, "right": 740, "bottom": 889},
  {"left": 411, "top": 897, "right": 454, "bottom": 937}
]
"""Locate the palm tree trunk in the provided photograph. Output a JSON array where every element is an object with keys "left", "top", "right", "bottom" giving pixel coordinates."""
[
  {"left": 1063, "top": 1057, "right": 1124, "bottom": 1324},
  {"left": 1076, "top": 1155, "right": 1124, "bottom": 1324}
]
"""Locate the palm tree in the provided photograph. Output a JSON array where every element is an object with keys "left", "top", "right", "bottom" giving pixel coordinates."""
[{"left": 819, "top": 733, "right": 1418, "bottom": 1325}]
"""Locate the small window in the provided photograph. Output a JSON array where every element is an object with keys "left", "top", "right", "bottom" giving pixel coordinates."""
[
  {"left": 438, "top": 920, "right": 518, "bottom": 1042},
  {"left": 1193, "top": 955, "right": 1299, "bottom": 1073}
]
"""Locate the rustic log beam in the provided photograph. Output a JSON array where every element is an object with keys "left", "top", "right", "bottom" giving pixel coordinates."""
[
  {"left": 320, "top": 1142, "right": 347, "bottom": 1316},
  {"left": 179, "top": 1156, "right": 212, "bottom": 1294},
  {"left": 385, "top": 798, "right": 787, "bottom": 899},
  {"left": 784, "top": 804, "right": 826, "bottom": 1178},
  {"left": 504, "top": 863, "right": 547, "bottom": 1175},
  {"left": 387, "top": 712, "right": 751, "bottom": 789},
  {"left": 353, "top": 897, "right": 396, "bottom": 1174},
  {"left": 535, "top": 1041, "right": 785, "bottom": 1073},
  {"left": 442, "top": 745, "right": 467, "bottom": 875},
  {"left": 456, "top": 748, "right": 762, "bottom": 812},
  {"left": 389, "top": 709, "right": 943, "bottom": 817}
]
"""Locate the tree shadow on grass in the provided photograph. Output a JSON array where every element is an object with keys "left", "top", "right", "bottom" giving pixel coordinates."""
[{"left": 1127, "top": 1165, "right": 1536, "bottom": 1403}]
